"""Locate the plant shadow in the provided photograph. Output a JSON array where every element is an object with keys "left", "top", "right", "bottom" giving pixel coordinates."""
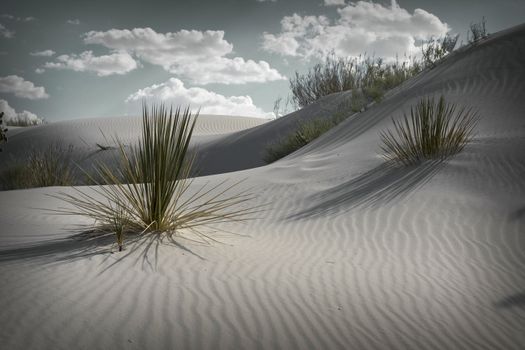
[
  {"left": 509, "top": 206, "right": 525, "bottom": 221},
  {"left": 289, "top": 160, "right": 445, "bottom": 219},
  {"left": 494, "top": 292, "right": 525, "bottom": 309},
  {"left": 0, "top": 228, "right": 205, "bottom": 271}
]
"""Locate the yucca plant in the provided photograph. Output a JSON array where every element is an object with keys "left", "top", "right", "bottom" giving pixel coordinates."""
[
  {"left": 380, "top": 96, "right": 479, "bottom": 165},
  {"left": 54, "top": 104, "right": 258, "bottom": 250}
]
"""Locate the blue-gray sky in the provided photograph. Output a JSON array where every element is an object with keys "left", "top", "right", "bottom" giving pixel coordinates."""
[{"left": 0, "top": 0, "right": 523, "bottom": 122}]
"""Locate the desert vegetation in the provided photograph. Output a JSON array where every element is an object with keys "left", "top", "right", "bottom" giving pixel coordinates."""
[
  {"left": 0, "top": 112, "right": 7, "bottom": 152},
  {"left": 264, "top": 113, "right": 348, "bottom": 163},
  {"left": 268, "top": 34, "right": 466, "bottom": 163},
  {"left": 53, "top": 104, "right": 258, "bottom": 251},
  {"left": 379, "top": 95, "right": 479, "bottom": 165},
  {"left": 289, "top": 53, "right": 422, "bottom": 109},
  {"left": 421, "top": 33, "right": 459, "bottom": 68},
  {"left": 468, "top": 17, "right": 489, "bottom": 43},
  {"left": 0, "top": 142, "right": 75, "bottom": 190}
]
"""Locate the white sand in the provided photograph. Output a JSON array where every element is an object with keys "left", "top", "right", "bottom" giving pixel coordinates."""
[{"left": 1, "top": 24, "right": 525, "bottom": 349}]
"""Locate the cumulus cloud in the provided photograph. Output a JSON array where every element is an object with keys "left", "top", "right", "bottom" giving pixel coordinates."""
[
  {"left": 0, "top": 99, "right": 43, "bottom": 125},
  {"left": 0, "top": 23, "right": 14, "bottom": 38},
  {"left": 126, "top": 78, "right": 273, "bottom": 118},
  {"left": 83, "top": 27, "right": 285, "bottom": 84},
  {"left": 0, "top": 75, "right": 49, "bottom": 99},
  {"left": 324, "top": 0, "right": 345, "bottom": 6},
  {"left": 35, "top": 68, "right": 45, "bottom": 74},
  {"left": 262, "top": 0, "right": 449, "bottom": 60},
  {"left": 67, "top": 19, "right": 80, "bottom": 25},
  {"left": 30, "top": 49, "right": 55, "bottom": 57},
  {"left": 44, "top": 50, "right": 138, "bottom": 76}
]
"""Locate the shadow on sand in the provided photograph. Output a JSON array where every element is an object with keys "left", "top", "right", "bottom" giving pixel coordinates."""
[
  {"left": 0, "top": 229, "right": 205, "bottom": 271},
  {"left": 494, "top": 293, "right": 525, "bottom": 309},
  {"left": 289, "top": 160, "right": 445, "bottom": 219},
  {"left": 509, "top": 206, "right": 525, "bottom": 221}
]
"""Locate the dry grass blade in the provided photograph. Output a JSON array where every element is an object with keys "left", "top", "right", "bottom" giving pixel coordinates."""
[
  {"left": 51, "top": 103, "right": 261, "bottom": 251},
  {"left": 380, "top": 96, "right": 479, "bottom": 165}
]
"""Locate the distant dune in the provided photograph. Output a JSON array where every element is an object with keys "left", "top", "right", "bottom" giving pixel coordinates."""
[{"left": 0, "top": 24, "right": 524, "bottom": 349}]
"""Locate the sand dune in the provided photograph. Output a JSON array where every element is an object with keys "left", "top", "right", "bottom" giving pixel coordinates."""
[{"left": 1, "top": 24, "right": 525, "bottom": 349}]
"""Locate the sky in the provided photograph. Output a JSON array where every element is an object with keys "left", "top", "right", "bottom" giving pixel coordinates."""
[{"left": 0, "top": 0, "right": 524, "bottom": 122}]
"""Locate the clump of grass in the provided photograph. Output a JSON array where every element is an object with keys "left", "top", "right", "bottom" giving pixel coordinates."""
[
  {"left": 468, "top": 17, "right": 488, "bottom": 43},
  {"left": 264, "top": 116, "right": 340, "bottom": 163},
  {"left": 289, "top": 53, "right": 422, "bottom": 109},
  {"left": 108, "top": 201, "right": 129, "bottom": 252},
  {"left": 0, "top": 142, "right": 75, "bottom": 190},
  {"left": 53, "top": 103, "right": 258, "bottom": 251},
  {"left": 379, "top": 96, "right": 479, "bottom": 165}
]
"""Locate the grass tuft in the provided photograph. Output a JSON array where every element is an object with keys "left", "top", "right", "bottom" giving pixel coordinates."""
[
  {"left": 53, "top": 103, "right": 259, "bottom": 251},
  {"left": 0, "top": 142, "right": 75, "bottom": 190},
  {"left": 379, "top": 96, "right": 479, "bottom": 166}
]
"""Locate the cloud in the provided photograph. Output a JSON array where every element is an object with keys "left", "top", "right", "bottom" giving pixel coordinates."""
[
  {"left": 256, "top": 0, "right": 277, "bottom": 2},
  {"left": 0, "top": 14, "right": 35, "bottom": 22},
  {"left": 83, "top": 27, "right": 285, "bottom": 84},
  {"left": 0, "top": 23, "right": 14, "bottom": 38},
  {"left": 262, "top": 0, "right": 448, "bottom": 60},
  {"left": 30, "top": 49, "right": 55, "bottom": 57},
  {"left": 67, "top": 19, "right": 80, "bottom": 25},
  {"left": 35, "top": 68, "right": 45, "bottom": 74},
  {"left": 0, "top": 99, "right": 43, "bottom": 125},
  {"left": 324, "top": 0, "right": 345, "bottom": 6},
  {"left": 126, "top": 78, "right": 273, "bottom": 118},
  {"left": 0, "top": 75, "right": 49, "bottom": 99},
  {"left": 44, "top": 50, "right": 139, "bottom": 76}
]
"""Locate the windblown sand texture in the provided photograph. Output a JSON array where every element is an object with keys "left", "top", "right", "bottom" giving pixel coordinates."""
[{"left": 1, "top": 24, "right": 524, "bottom": 349}]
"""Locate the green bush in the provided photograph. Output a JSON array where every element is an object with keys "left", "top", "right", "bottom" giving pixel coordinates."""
[
  {"left": 379, "top": 96, "right": 479, "bottom": 165},
  {"left": 468, "top": 17, "right": 488, "bottom": 43},
  {"left": 421, "top": 34, "right": 459, "bottom": 68},
  {"left": 54, "top": 104, "right": 258, "bottom": 251},
  {"left": 264, "top": 117, "right": 340, "bottom": 163},
  {"left": 289, "top": 53, "right": 422, "bottom": 109}
]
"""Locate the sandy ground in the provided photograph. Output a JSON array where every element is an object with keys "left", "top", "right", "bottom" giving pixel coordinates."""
[{"left": 0, "top": 24, "right": 524, "bottom": 349}]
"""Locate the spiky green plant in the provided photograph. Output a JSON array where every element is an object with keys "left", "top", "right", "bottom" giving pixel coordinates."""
[
  {"left": 54, "top": 104, "right": 258, "bottom": 247},
  {"left": 379, "top": 96, "right": 479, "bottom": 165}
]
